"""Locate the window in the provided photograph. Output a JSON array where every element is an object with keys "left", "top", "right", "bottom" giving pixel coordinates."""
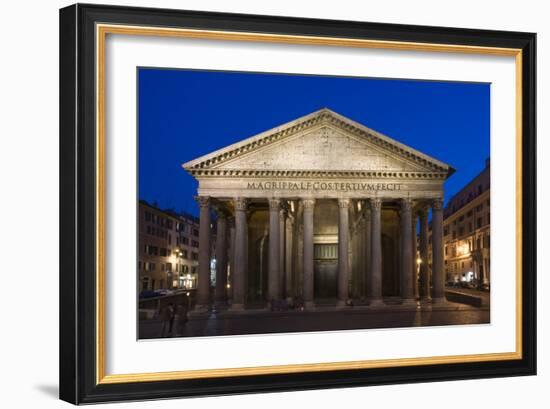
[
  {"left": 192, "top": 228, "right": 199, "bottom": 237},
  {"left": 468, "top": 222, "right": 472, "bottom": 232},
  {"left": 467, "top": 210, "right": 473, "bottom": 217},
  {"left": 145, "top": 211, "right": 151, "bottom": 222},
  {"left": 165, "top": 262, "right": 172, "bottom": 272},
  {"left": 191, "top": 252, "right": 198, "bottom": 261},
  {"left": 192, "top": 240, "right": 199, "bottom": 248},
  {"left": 477, "top": 217, "right": 482, "bottom": 228},
  {"left": 181, "top": 237, "right": 189, "bottom": 245}
]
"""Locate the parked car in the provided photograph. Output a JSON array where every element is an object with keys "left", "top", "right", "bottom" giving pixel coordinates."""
[
  {"left": 139, "top": 290, "right": 158, "bottom": 299},
  {"left": 155, "top": 289, "right": 175, "bottom": 296}
]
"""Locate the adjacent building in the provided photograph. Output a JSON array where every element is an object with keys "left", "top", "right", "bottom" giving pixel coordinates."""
[
  {"left": 138, "top": 200, "right": 203, "bottom": 292},
  {"left": 441, "top": 159, "right": 490, "bottom": 288}
]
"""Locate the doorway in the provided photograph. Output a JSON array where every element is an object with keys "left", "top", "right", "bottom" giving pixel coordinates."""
[{"left": 314, "top": 243, "right": 338, "bottom": 299}]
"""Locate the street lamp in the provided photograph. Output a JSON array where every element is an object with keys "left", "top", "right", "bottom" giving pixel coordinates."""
[{"left": 174, "top": 249, "right": 182, "bottom": 289}]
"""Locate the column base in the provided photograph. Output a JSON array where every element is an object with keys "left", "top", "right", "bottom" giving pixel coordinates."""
[
  {"left": 431, "top": 296, "right": 447, "bottom": 304},
  {"left": 193, "top": 304, "right": 210, "bottom": 312},
  {"left": 420, "top": 296, "right": 432, "bottom": 304},
  {"left": 304, "top": 301, "right": 316, "bottom": 310},
  {"left": 336, "top": 299, "right": 350, "bottom": 308},
  {"left": 368, "top": 298, "right": 386, "bottom": 308},
  {"left": 228, "top": 303, "right": 245, "bottom": 312},
  {"left": 401, "top": 298, "right": 418, "bottom": 307},
  {"left": 214, "top": 300, "right": 228, "bottom": 310}
]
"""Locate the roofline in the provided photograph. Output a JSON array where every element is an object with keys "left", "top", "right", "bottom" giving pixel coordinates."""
[{"left": 181, "top": 108, "right": 454, "bottom": 175}]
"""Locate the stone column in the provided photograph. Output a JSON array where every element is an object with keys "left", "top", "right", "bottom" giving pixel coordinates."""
[
  {"left": 419, "top": 206, "right": 431, "bottom": 302},
  {"left": 337, "top": 198, "right": 350, "bottom": 307},
  {"left": 412, "top": 213, "right": 419, "bottom": 299},
  {"left": 364, "top": 203, "right": 372, "bottom": 298},
  {"left": 285, "top": 215, "right": 294, "bottom": 302},
  {"left": 400, "top": 199, "right": 415, "bottom": 305},
  {"left": 279, "top": 208, "right": 287, "bottom": 300},
  {"left": 369, "top": 198, "right": 384, "bottom": 307},
  {"left": 268, "top": 198, "right": 281, "bottom": 305},
  {"left": 229, "top": 198, "right": 248, "bottom": 311},
  {"left": 431, "top": 199, "right": 445, "bottom": 303},
  {"left": 302, "top": 199, "right": 315, "bottom": 309},
  {"left": 196, "top": 196, "right": 212, "bottom": 311},
  {"left": 227, "top": 217, "right": 236, "bottom": 303},
  {"left": 214, "top": 209, "right": 228, "bottom": 307}
]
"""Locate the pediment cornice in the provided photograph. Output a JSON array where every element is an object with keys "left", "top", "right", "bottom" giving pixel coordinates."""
[{"left": 182, "top": 108, "right": 454, "bottom": 177}]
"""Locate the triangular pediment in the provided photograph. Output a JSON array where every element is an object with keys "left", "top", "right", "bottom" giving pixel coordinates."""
[{"left": 182, "top": 108, "right": 454, "bottom": 178}]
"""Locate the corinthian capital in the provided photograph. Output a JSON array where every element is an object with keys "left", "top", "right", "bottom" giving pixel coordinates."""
[
  {"left": 370, "top": 198, "right": 382, "bottom": 211},
  {"left": 400, "top": 198, "right": 412, "bottom": 212},
  {"left": 302, "top": 198, "right": 315, "bottom": 210},
  {"left": 234, "top": 198, "right": 249, "bottom": 211},
  {"left": 432, "top": 198, "right": 444, "bottom": 210},
  {"left": 268, "top": 198, "right": 281, "bottom": 210},
  {"left": 195, "top": 196, "right": 211, "bottom": 208},
  {"left": 338, "top": 198, "right": 350, "bottom": 209}
]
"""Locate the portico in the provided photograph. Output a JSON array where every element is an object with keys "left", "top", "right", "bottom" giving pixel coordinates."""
[{"left": 182, "top": 108, "right": 454, "bottom": 311}]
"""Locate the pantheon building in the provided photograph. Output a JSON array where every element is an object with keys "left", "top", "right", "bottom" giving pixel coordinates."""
[{"left": 182, "top": 109, "right": 454, "bottom": 312}]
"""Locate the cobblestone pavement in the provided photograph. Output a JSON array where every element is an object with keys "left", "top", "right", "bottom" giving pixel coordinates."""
[
  {"left": 447, "top": 287, "right": 491, "bottom": 307},
  {"left": 139, "top": 300, "right": 490, "bottom": 339}
]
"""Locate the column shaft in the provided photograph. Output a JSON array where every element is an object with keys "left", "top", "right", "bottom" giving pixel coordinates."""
[
  {"left": 419, "top": 207, "right": 430, "bottom": 301},
  {"left": 302, "top": 199, "right": 315, "bottom": 308},
  {"left": 279, "top": 209, "right": 286, "bottom": 300},
  {"left": 400, "top": 199, "right": 415, "bottom": 303},
  {"left": 337, "top": 199, "right": 350, "bottom": 307},
  {"left": 196, "top": 196, "right": 211, "bottom": 310},
  {"left": 364, "top": 205, "right": 372, "bottom": 298},
  {"left": 230, "top": 198, "right": 248, "bottom": 310},
  {"left": 268, "top": 198, "right": 281, "bottom": 303},
  {"left": 285, "top": 216, "right": 294, "bottom": 301},
  {"left": 432, "top": 199, "right": 445, "bottom": 302},
  {"left": 228, "top": 218, "right": 236, "bottom": 302},
  {"left": 369, "top": 198, "right": 384, "bottom": 306},
  {"left": 214, "top": 212, "right": 228, "bottom": 305}
]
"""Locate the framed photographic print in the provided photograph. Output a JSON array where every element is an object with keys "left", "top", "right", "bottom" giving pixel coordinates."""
[{"left": 59, "top": 3, "right": 536, "bottom": 404}]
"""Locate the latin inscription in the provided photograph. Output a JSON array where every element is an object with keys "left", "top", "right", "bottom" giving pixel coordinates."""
[{"left": 246, "top": 181, "right": 403, "bottom": 192}]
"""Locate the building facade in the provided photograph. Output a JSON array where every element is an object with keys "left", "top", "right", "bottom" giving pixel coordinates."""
[
  {"left": 182, "top": 109, "right": 455, "bottom": 311},
  {"left": 441, "top": 159, "right": 490, "bottom": 288},
  {"left": 138, "top": 200, "right": 202, "bottom": 292}
]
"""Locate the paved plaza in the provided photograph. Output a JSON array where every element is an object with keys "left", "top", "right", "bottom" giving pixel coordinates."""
[{"left": 139, "top": 296, "right": 489, "bottom": 339}]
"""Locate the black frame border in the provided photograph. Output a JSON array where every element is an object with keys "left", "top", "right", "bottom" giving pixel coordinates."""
[{"left": 59, "top": 3, "right": 536, "bottom": 404}]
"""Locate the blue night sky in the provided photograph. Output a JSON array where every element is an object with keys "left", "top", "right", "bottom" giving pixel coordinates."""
[{"left": 138, "top": 68, "right": 489, "bottom": 216}]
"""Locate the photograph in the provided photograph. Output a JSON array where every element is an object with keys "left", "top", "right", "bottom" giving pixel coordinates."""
[{"left": 136, "top": 68, "right": 491, "bottom": 339}]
